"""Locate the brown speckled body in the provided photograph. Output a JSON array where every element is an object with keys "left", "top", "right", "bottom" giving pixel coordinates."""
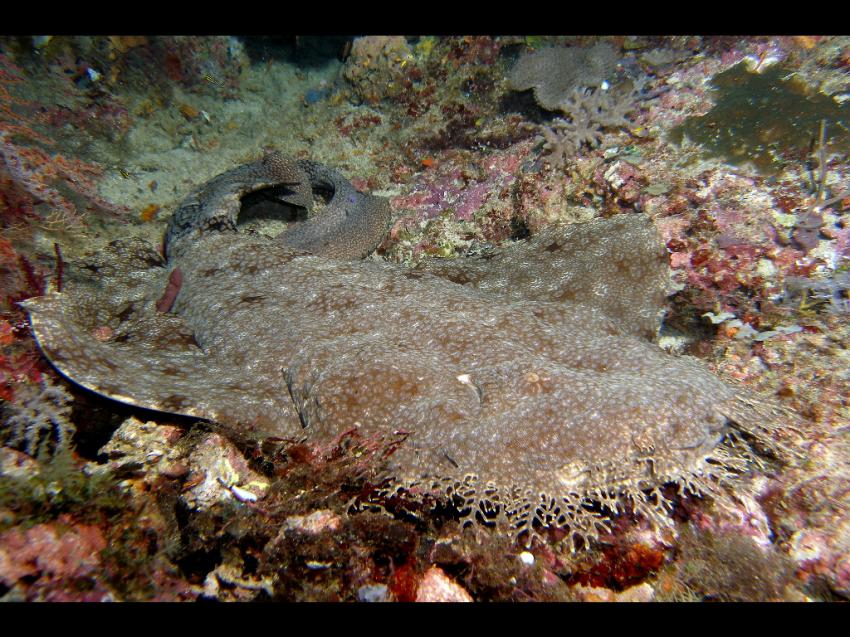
[
  {"left": 165, "top": 152, "right": 391, "bottom": 261},
  {"left": 24, "top": 158, "right": 791, "bottom": 546}
]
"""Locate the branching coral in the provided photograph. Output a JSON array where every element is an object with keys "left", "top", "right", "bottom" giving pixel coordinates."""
[
  {"left": 507, "top": 43, "right": 648, "bottom": 169},
  {"left": 538, "top": 86, "right": 637, "bottom": 168},
  {"left": 1, "top": 378, "right": 74, "bottom": 458}
]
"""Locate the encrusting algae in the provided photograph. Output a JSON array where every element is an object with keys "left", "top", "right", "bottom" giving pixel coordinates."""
[{"left": 23, "top": 155, "right": 796, "bottom": 550}]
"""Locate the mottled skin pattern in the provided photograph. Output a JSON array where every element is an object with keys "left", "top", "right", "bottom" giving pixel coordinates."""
[
  {"left": 165, "top": 152, "right": 391, "bottom": 261},
  {"left": 416, "top": 215, "right": 667, "bottom": 341},
  {"left": 24, "top": 157, "right": 791, "bottom": 545},
  {"left": 276, "top": 159, "right": 391, "bottom": 259}
]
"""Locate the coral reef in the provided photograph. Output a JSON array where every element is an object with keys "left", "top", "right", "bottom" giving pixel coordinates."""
[
  {"left": 506, "top": 41, "right": 652, "bottom": 171},
  {"left": 1, "top": 34, "right": 849, "bottom": 602},
  {"left": 784, "top": 269, "right": 850, "bottom": 314},
  {"left": 0, "top": 444, "right": 195, "bottom": 601},
  {"left": 1, "top": 55, "right": 128, "bottom": 226},
  {"left": 0, "top": 518, "right": 112, "bottom": 600},
  {"left": 0, "top": 241, "right": 50, "bottom": 402},
  {"left": 654, "top": 525, "right": 796, "bottom": 601},
  {"left": 94, "top": 416, "right": 187, "bottom": 484},
  {"left": 415, "top": 566, "right": 473, "bottom": 602},
  {"left": 389, "top": 141, "right": 531, "bottom": 250},
  {"left": 1, "top": 130, "right": 124, "bottom": 225}
]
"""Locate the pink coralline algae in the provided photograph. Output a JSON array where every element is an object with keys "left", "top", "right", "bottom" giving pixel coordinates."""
[
  {"left": 763, "top": 435, "right": 850, "bottom": 598},
  {"left": 686, "top": 482, "right": 774, "bottom": 550},
  {"left": 0, "top": 517, "right": 111, "bottom": 601},
  {"left": 391, "top": 144, "right": 529, "bottom": 223}
]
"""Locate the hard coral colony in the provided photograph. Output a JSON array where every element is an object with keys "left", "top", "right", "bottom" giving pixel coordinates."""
[{"left": 4, "top": 35, "right": 847, "bottom": 602}]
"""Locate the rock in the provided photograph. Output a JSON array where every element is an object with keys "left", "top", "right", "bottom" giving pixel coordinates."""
[
  {"left": 789, "top": 530, "right": 826, "bottom": 565},
  {"left": 573, "top": 582, "right": 655, "bottom": 602},
  {"left": 0, "top": 518, "right": 108, "bottom": 593},
  {"left": 283, "top": 509, "right": 342, "bottom": 535},
  {"left": 831, "top": 552, "right": 850, "bottom": 597},
  {"left": 343, "top": 36, "right": 415, "bottom": 103},
  {"left": 357, "top": 583, "right": 391, "bottom": 602},
  {"left": 180, "top": 432, "right": 269, "bottom": 511},
  {"left": 415, "top": 566, "right": 473, "bottom": 602},
  {"left": 94, "top": 416, "right": 187, "bottom": 483}
]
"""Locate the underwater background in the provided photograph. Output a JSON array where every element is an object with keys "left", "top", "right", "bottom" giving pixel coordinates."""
[{"left": 0, "top": 35, "right": 849, "bottom": 601}]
